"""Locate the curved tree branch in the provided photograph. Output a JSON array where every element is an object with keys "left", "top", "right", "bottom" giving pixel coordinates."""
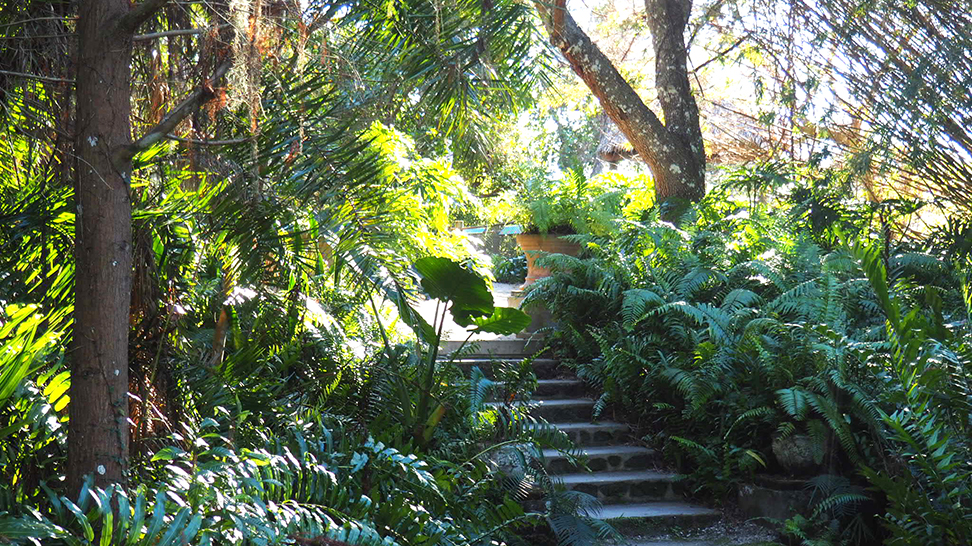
[
  {"left": 119, "top": 58, "right": 233, "bottom": 163},
  {"left": 534, "top": 1, "right": 705, "bottom": 203},
  {"left": 116, "top": 0, "right": 171, "bottom": 35}
]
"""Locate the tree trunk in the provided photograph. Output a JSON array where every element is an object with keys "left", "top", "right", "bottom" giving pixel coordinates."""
[
  {"left": 646, "top": 0, "right": 705, "bottom": 202},
  {"left": 68, "top": 0, "right": 135, "bottom": 492},
  {"left": 537, "top": 0, "right": 705, "bottom": 207},
  {"left": 67, "top": 0, "right": 231, "bottom": 491}
]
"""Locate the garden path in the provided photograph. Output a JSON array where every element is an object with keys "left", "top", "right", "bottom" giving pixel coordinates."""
[{"left": 438, "top": 335, "right": 774, "bottom": 545}]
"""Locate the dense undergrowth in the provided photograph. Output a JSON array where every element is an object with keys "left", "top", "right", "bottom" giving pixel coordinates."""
[
  {"left": 525, "top": 164, "right": 972, "bottom": 545},
  {"left": 0, "top": 116, "right": 614, "bottom": 544}
]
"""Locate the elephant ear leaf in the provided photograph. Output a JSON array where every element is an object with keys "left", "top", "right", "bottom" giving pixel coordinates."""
[
  {"left": 468, "top": 307, "right": 531, "bottom": 335},
  {"left": 387, "top": 280, "right": 436, "bottom": 343},
  {"left": 414, "top": 257, "right": 494, "bottom": 326}
]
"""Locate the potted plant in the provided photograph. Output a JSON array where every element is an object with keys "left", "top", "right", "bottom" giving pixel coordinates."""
[{"left": 513, "top": 170, "right": 625, "bottom": 287}]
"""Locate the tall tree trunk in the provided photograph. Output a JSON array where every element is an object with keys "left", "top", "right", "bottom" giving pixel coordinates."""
[
  {"left": 537, "top": 0, "right": 705, "bottom": 207},
  {"left": 69, "top": 0, "right": 135, "bottom": 491},
  {"left": 646, "top": 0, "right": 705, "bottom": 202},
  {"left": 68, "top": 0, "right": 229, "bottom": 492}
]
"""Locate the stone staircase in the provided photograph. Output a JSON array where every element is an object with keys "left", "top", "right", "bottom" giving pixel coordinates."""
[{"left": 442, "top": 338, "right": 725, "bottom": 545}]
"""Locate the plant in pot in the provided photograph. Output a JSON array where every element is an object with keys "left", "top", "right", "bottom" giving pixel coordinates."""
[{"left": 513, "top": 169, "right": 625, "bottom": 287}]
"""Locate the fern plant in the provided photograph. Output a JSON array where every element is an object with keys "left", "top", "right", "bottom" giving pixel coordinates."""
[
  {"left": 853, "top": 242, "right": 972, "bottom": 546},
  {"left": 525, "top": 170, "right": 972, "bottom": 544}
]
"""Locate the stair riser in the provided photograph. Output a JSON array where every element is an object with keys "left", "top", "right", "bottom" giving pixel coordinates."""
[
  {"left": 606, "top": 512, "right": 722, "bottom": 533},
  {"left": 565, "top": 480, "right": 683, "bottom": 503},
  {"left": 454, "top": 359, "right": 562, "bottom": 380},
  {"left": 558, "top": 427, "right": 629, "bottom": 446},
  {"left": 486, "top": 402, "right": 594, "bottom": 422},
  {"left": 485, "top": 381, "right": 586, "bottom": 401},
  {"left": 546, "top": 451, "right": 655, "bottom": 474},
  {"left": 441, "top": 339, "right": 546, "bottom": 356},
  {"left": 534, "top": 403, "right": 593, "bottom": 422},
  {"left": 519, "top": 503, "right": 720, "bottom": 530},
  {"left": 534, "top": 381, "right": 587, "bottom": 399}
]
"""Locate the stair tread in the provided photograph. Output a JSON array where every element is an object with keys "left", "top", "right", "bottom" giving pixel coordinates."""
[
  {"left": 450, "top": 357, "right": 559, "bottom": 363},
  {"left": 557, "top": 470, "right": 679, "bottom": 484},
  {"left": 543, "top": 445, "right": 653, "bottom": 457},
  {"left": 624, "top": 540, "right": 719, "bottom": 546},
  {"left": 598, "top": 502, "right": 719, "bottom": 520},
  {"left": 440, "top": 338, "right": 546, "bottom": 356},
  {"left": 529, "top": 398, "right": 593, "bottom": 406},
  {"left": 546, "top": 421, "right": 629, "bottom": 430},
  {"left": 486, "top": 398, "right": 592, "bottom": 408}
]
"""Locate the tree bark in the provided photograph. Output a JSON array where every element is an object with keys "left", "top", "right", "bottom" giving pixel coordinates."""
[
  {"left": 68, "top": 0, "right": 232, "bottom": 492},
  {"left": 537, "top": 0, "right": 705, "bottom": 206},
  {"left": 69, "top": 0, "right": 136, "bottom": 491}
]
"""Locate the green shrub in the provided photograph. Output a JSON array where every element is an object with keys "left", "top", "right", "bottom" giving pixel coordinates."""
[{"left": 527, "top": 165, "right": 972, "bottom": 543}]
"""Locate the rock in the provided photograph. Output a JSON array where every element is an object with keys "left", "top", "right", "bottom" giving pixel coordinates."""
[
  {"left": 771, "top": 434, "right": 821, "bottom": 474},
  {"left": 738, "top": 480, "right": 813, "bottom": 522}
]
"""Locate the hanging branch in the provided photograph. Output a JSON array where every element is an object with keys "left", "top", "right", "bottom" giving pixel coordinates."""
[
  {"left": 166, "top": 134, "right": 252, "bottom": 145},
  {"left": 693, "top": 31, "right": 752, "bottom": 73},
  {"left": 0, "top": 69, "right": 74, "bottom": 84}
]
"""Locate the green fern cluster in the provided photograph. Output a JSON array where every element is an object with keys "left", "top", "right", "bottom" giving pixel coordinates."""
[
  {"left": 0, "top": 415, "right": 554, "bottom": 545},
  {"left": 525, "top": 166, "right": 972, "bottom": 544}
]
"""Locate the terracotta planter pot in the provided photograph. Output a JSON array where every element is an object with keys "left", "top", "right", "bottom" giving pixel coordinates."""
[{"left": 515, "top": 233, "right": 581, "bottom": 288}]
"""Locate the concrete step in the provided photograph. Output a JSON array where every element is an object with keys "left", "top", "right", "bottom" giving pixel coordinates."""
[
  {"left": 558, "top": 470, "right": 683, "bottom": 503},
  {"left": 440, "top": 338, "right": 546, "bottom": 357},
  {"left": 543, "top": 445, "right": 656, "bottom": 474},
  {"left": 482, "top": 380, "right": 588, "bottom": 402},
  {"left": 485, "top": 398, "right": 594, "bottom": 422},
  {"left": 614, "top": 519, "right": 779, "bottom": 545},
  {"left": 451, "top": 358, "right": 563, "bottom": 379},
  {"left": 534, "top": 379, "right": 588, "bottom": 398},
  {"left": 541, "top": 421, "right": 631, "bottom": 446},
  {"left": 598, "top": 502, "right": 720, "bottom": 524},
  {"left": 618, "top": 540, "right": 719, "bottom": 546}
]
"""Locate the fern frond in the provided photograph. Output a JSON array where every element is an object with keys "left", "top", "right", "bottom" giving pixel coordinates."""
[
  {"left": 621, "top": 288, "right": 665, "bottom": 329},
  {"left": 721, "top": 288, "right": 763, "bottom": 313},
  {"left": 776, "top": 387, "right": 810, "bottom": 420}
]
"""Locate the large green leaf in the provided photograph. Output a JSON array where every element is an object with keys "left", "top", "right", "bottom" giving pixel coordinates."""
[
  {"left": 468, "top": 307, "right": 531, "bottom": 334},
  {"left": 414, "top": 257, "right": 494, "bottom": 325},
  {"left": 387, "top": 281, "right": 436, "bottom": 343},
  {"left": 0, "top": 515, "right": 66, "bottom": 540}
]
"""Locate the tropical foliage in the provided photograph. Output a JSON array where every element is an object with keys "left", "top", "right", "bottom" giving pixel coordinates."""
[
  {"left": 0, "top": 0, "right": 615, "bottom": 544},
  {"left": 2, "top": 0, "right": 971, "bottom": 544},
  {"left": 525, "top": 163, "right": 972, "bottom": 545}
]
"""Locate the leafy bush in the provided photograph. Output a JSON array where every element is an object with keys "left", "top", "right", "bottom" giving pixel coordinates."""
[
  {"left": 492, "top": 254, "right": 527, "bottom": 285},
  {"left": 514, "top": 170, "right": 644, "bottom": 236},
  {"left": 527, "top": 164, "right": 972, "bottom": 544}
]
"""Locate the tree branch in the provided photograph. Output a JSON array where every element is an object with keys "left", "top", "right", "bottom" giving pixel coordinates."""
[
  {"left": 536, "top": 2, "right": 667, "bottom": 167},
  {"left": 307, "top": 2, "right": 345, "bottom": 34},
  {"left": 0, "top": 69, "right": 74, "bottom": 84},
  {"left": 687, "top": 0, "right": 727, "bottom": 48},
  {"left": 134, "top": 26, "right": 229, "bottom": 41},
  {"left": 166, "top": 134, "right": 251, "bottom": 145},
  {"left": 692, "top": 31, "right": 751, "bottom": 73},
  {"left": 0, "top": 16, "right": 77, "bottom": 29},
  {"left": 116, "top": 0, "right": 171, "bottom": 36},
  {"left": 121, "top": 59, "right": 233, "bottom": 161},
  {"left": 536, "top": 0, "right": 706, "bottom": 203}
]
